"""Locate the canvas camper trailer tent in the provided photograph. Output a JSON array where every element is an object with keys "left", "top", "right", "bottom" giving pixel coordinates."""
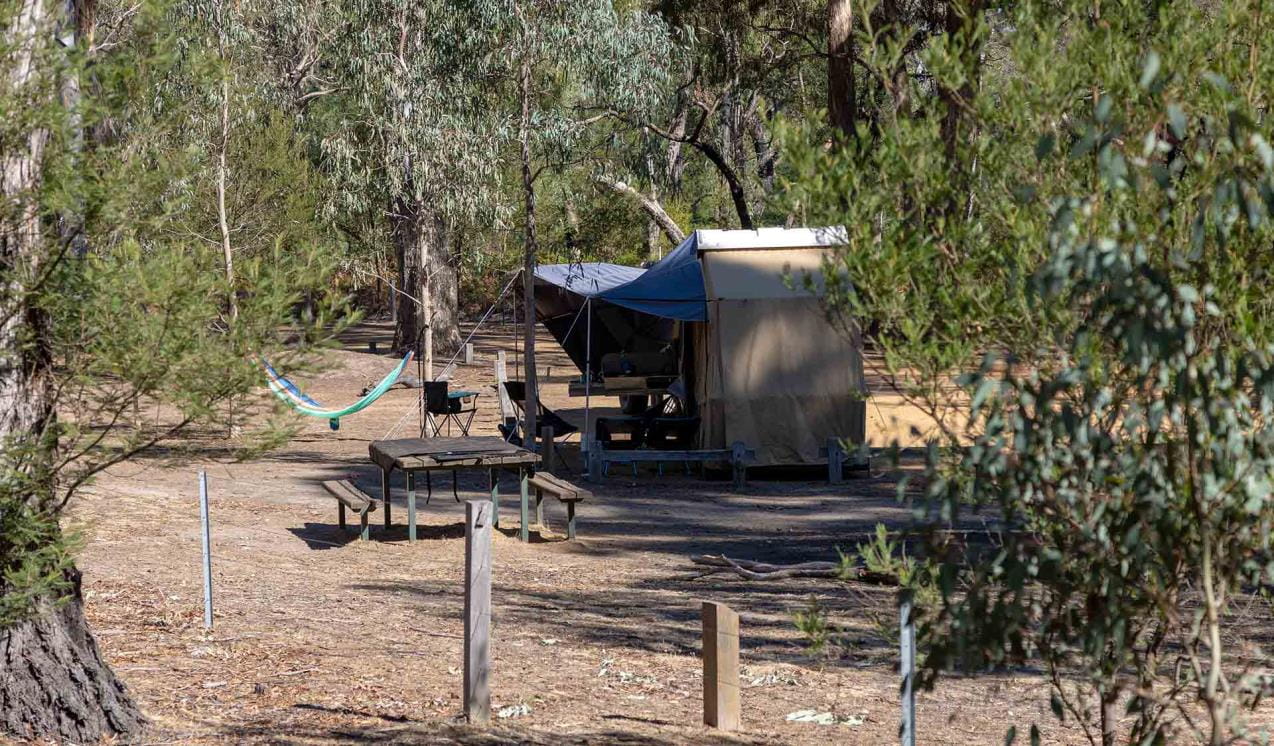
[{"left": 531, "top": 227, "right": 867, "bottom": 467}]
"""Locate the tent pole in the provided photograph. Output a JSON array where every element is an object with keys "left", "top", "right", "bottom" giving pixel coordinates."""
[{"left": 584, "top": 297, "right": 592, "bottom": 460}]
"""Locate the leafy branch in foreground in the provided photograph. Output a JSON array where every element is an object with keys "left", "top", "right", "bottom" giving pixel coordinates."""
[{"left": 915, "top": 100, "right": 1274, "bottom": 744}]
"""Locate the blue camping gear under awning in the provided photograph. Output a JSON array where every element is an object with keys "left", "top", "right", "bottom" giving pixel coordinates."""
[{"left": 593, "top": 234, "right": 706, "bottom": 321}]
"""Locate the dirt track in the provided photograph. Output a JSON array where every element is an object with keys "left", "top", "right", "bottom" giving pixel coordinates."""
[{"left": 71, "top": 321, "right": 1076, "bottom": 744}]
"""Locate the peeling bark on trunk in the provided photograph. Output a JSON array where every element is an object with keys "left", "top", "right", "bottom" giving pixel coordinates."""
[
  {"left": 0, "top": 572, "right": 143, "bottom": 741},
  {"left": 828, "top": 0, "right": 857, "bottom": 138},
  {"left": 0, "top": 1, "right": 144, "bottom": 741},
  {"left": 391, "top": 200, "right": 459, "bottom": 358},
  {"left": 518, "top": 52, "right": 538, "bottom": 443},
  {"left": 665, "top": 96, "right": 688, "bottom": 188}
]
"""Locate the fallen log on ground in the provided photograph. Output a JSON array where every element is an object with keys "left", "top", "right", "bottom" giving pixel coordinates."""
[{"left": 687, "top": 555, "right": 898, "bottom": 585}]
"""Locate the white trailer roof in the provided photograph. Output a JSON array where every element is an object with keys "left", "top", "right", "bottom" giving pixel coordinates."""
[{"left": 694, "top": 226, "right": 847, "bottom": 251}]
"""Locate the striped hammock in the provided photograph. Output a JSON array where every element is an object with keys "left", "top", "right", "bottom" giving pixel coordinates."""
[{"left": 262, "top": 351, "right": 414, "bottom": 430}]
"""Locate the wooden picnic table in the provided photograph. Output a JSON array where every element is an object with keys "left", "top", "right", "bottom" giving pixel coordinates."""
[{"left": 369, "top": 436, "right": 541, "bottom": 542}]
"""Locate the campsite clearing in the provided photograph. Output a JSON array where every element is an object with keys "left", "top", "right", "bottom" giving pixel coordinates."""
[{"left": 63, "top": 321, "right": 1091, "bottom": 744}]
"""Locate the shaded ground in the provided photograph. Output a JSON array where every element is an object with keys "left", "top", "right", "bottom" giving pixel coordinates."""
[{"left": 70, "top": 320, "right": 1077, "bottom": 744}]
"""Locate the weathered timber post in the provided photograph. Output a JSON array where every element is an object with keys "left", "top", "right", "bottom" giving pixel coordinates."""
[
  {"left": 539, "top": 425, "right": 554, "bottom": 471},
  {"left": 900, "top": 592, "right": 916, "bottom": 746},
  {"left": 730, "top": 441, "right": 747, "bottom": 488},
  {"left": 828, "top": 436, "right": 845, "bottom": 484},
  {"left": 464, "top": 342, "right": 474, "bottom": 365},
  {"left": 586, "top": 436, "right": 603, "bottom": 482},
  {"left": 464, "top": 500, "right": 493, "bottom": 723},
  {"left": 702, "top": 601, "right": 740, "bottom": 730},
  {"left": 537, "top": 426, "right": 554, "bottom": 527},
  {"left": 495, "top": 350, "right": 513, "bottom": 435}
]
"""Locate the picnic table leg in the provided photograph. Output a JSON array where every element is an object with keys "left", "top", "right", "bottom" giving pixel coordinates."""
[
  {"left": 567, "top": 501, "right": 577, "bottom": 540},
  {"left": 381, "top": 467, "right": 391, "bottom": 528},
  {"left": 407, "top": 470, "right": 417, "bottom": 543},
  {"left": 519, "top": 467, "right": 530, "bottom": 543},
  {"left": 534, "top": 487, "right": 544, "bottom": 528},
  {"left": 488, "top": 468, "right": 500, "bottom": 529}
]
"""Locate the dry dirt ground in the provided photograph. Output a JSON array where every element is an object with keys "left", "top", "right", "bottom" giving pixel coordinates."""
[{"left": 69, "top": 321, "right": 1082, "bottom": 745}]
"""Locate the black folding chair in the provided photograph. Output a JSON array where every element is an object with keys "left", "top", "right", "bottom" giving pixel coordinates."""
[
  {"left": 422, "top": 381, "right": 478, "bottom": 437},
  {"left": 499, "top": 380, "right": 579, "bottom": 471}
]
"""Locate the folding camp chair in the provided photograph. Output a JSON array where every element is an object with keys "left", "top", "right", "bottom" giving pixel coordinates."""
[
  {"left": 499, "top": 380, "right": 578, "bottom": 472},
  {"left": 422, "top": 381, "right": 479, "bottom": 437}
]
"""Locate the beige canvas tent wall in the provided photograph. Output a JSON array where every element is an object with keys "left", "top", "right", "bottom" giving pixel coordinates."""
[
  {"left": 689, "top": 229, "right": 866, "bottom": 466},
  {"left": 533, "top": 226, "right": 867, "bottom": 467}
]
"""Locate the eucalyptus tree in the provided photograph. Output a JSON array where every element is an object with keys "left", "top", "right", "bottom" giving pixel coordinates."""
[
  {"left": 625, "top": 0, "right": 826, "bottom": 229},
  {"left": 155, "top": 0, "right": 340, "bottom": 322},
  {"left": 783, "top": 0, "right": 1274, "bottom": 741},
  {"left": 439, "top": 0, "right": 669, "bottom": 437},
  {"left": 0, "top": 1, "right": 338, "bottom": 739},
  {"left": 315, "top": 0, "right": 509, "bottom": 360}
]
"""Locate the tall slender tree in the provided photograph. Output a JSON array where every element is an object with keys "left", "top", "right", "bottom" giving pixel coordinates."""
[
  {"left": 827, "top": 0, "right": 855, "bottom": 137},
  {"left": 313, "top": 0, "right": 509, "bottom": 360},
  {"left": 0, "top": 1, "right": 338, "bottom": 739},
  {"left": 0, "top": 2, "right": 141, "bottom": 734},
  {"left": 444, "top": 0, "right": 669, "bottom": 439}
]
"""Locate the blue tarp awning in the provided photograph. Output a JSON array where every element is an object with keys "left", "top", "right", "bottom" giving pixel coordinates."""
[
  {"left": 533, "top": 262, "right": 644, "bottom": 297},
  {"left": 594, "top": 234, "right": 706, "bottom": 321}
]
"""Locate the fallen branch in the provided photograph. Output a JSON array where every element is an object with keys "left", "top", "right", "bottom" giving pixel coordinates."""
[{"left": 688, "top": 554, "right": 898, "bottom": 585}]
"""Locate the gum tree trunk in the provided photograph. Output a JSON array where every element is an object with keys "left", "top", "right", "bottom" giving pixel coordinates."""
[
  {"left": 0, "top": 572, "right": 143, "bottom": 740},
  {"left": 828, "top": 0, "right": 856, "bottom": 137},
  {"left": 392, "top": 199, "right": 460, "bottom": 358},
  {"left": 0, "top": 0, "right": 143, "bottom": 740},
  {"left": 518, "top": 50, "right": 538, "bottom": 443}
]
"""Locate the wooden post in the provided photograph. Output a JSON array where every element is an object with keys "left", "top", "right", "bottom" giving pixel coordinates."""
[
  {"left": 702, "top": 601, "right": 740, "bottom": 730},
  {"left": 406, "top": 470, "right": 417, "bottom": 543},
  {"left": 537, "top": 426, "right": 553, "bottom": 528},
  {"left": 464, "top": 342, "right": 474, "bottom": 365},
  {"left": 488, "top": 468, "right": 500, "bottom": 529},
  {"left": 900, "top": 593, "right": 916, "bottom": 746},
  {"left": 464, "top": 500, "right": 493, "bottom": 724},
  {"left": 539, "top": 426, "right": 554, "bottom": 472},
  {"left": 730, "top": 441, "right": 747, "bottom": 488},
  {"left": 586, "top": 437, "right": 603, "bottom": 482},
  {"left": 828, "top": 436, "right": 845, "bottom": 484},
  {"left": 519, "top": 466, "right": 530, "bottom": 543},
  {"left": 495, "top": 350, "right": 513, "bottom": 431},
  {"left": 381, "top": 467, "right": 391, "bottom": 529}
]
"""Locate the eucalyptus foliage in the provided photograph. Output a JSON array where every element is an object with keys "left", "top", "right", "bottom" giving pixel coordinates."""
[
  {"left": 782, "top": 0, "right": 1274, "bottom": 414},
  {"left": 781, "top": 0, "right": 1274, "bottom": 742},
  {"left": 922, "top": 223, "right": 1274, "bottom": 744}
]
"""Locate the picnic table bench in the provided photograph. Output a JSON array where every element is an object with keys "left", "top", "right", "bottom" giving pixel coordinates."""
[
  {"left": 323, "top": 479, "right": 378, "bottom": 541},
  {"left": 370, "top": 436, "right": 541, "bottom": 542},
  {"left": 527, "top": 472, "right": 590, "bottom": 540}
]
